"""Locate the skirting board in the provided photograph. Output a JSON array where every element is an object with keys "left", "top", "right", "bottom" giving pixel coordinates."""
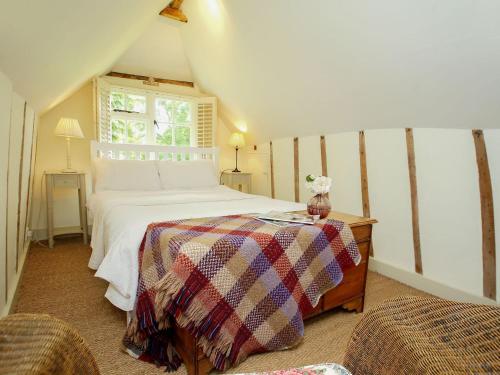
[
  {"left": 32, "top": 225, "right": 92, "bottom": 241},
  {"left": 369, "top": 257, "right": 498, "bottom": 306},
  {"left": 1, "top": 241, "right": 30, "bottom": 317}
]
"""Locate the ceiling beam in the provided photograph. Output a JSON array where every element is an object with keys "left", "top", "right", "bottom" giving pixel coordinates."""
[
  {"left": 106, "top": 71, "right": 194, "bottom": 88},
  {"left": 169, "top": 0, "right": 184, "bottom": 9},
  {"left": 160, "top": 0, "right": 187, "bottom": 23}
]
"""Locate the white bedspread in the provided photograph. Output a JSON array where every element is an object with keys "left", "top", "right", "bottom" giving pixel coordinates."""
[{"left": 88, "top": 186, "right": 305, "bottom": 311}]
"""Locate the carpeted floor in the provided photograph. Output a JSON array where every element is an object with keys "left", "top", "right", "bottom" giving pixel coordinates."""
[{"left": 14, "top": 238, "right": 429, "bottom": 375}]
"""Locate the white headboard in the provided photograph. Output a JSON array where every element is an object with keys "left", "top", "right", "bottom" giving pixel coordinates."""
[{"left": 90, "top": 140, "right": 219, "bottom": 167}]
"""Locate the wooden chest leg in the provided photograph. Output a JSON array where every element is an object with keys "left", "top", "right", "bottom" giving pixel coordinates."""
[{"left": 342, "top": 297, "right": 364, "bottom": 313}]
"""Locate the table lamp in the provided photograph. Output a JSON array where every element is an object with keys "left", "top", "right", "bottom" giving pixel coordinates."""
[
  {"left": 228, "top": 132, "right": 245, "bottom": 172},
  {"left": 54, "top": 118, "right": 84, "bottom": 173}
]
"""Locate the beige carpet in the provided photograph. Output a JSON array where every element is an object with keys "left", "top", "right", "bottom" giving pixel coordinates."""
[{"left": 14, "top": 238, "right": 429, "bottom": 374}]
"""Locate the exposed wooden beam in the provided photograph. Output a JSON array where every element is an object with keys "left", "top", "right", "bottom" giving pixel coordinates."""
[
  {"left": 320, "top": 135, "right": 329, "bottom": 199},
  {"left": 359, "top": 130, "right": 373, "bottom": 256},
  {"left": 270, "top": 141, "right": 275, "bottom": 199},
  {"left": 405, "top": 128, "right": 423, "bottom": 274},
  {"left": 16, "top": 102, "right": 27, "bottom": 272},
  {"left": 106, "top": 71, "right": 194, "bottom": 88},
  {"left": 169, "top": 0, "right": 184, "bottom": 9},
  {"left": 294, "top": 137, "right": 300, "bottom": 203},
  {"left": 472, "top": 129, "right": 496, "bottom": 300},
  {"left": 320, "top": 135, "right": 328, "bottom": 177},
  {"left": 160, "top": 0, "right": 188, "bottom": 23}
]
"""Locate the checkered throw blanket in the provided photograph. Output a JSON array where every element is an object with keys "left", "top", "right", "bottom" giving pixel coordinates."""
[{"left": 123, "top": 215, "right": 360, "bottom": 371}]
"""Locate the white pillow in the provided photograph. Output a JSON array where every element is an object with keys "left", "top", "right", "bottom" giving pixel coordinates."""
[
  {"left": 157, "top": 160, "right": 218, "bottom": 190},
  {"left": 93, "top": 159, "right": 162, "bottom": 191}
]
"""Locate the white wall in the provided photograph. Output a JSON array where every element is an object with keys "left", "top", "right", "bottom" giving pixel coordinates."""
[
  {"left": 365, "top": 129, "right": 415, "bottom": 273},
  {"left": 0, "top": 0, "right": 167, "bottom": 112},
  {"left": 0, "top": 68, "right": 37, "bottom": 316},
  {"left": 30, "top": 82, "right": 95, "bottom": 237},
  {"left": 180, "top": 0, "right": 500, "bottom": 143},
  {"left": 252, "top": 128, "right": 500, "bottom": 303},
  {"left": 414, "top": 129, "right": 483, "bottom": 297},
  {"left": 326, "top": 132, "right": 362, "bottom": 216}
]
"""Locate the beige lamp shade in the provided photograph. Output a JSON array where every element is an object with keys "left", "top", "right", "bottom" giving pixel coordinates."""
[
  {"left": 54, "top": 118, "right": 84, "bottom": 139},
  {"left": 228, "top": 132, "right": 245, "bottom": 148}
]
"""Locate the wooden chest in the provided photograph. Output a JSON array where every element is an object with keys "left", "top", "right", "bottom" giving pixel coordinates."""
[{"left": 173, "top": 211, "right": 376, "bottom": 375}]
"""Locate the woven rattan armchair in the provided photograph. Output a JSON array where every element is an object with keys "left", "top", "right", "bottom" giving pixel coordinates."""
[
  {"left": 0, "top": 313, "right": 100, "bottom": 375},
  {"left": 344, "top": 296, "right": 500, "bottom": 374}
]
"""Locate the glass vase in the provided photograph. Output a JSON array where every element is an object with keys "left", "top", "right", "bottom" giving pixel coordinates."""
[{"left": 307, "top": 194, "right": 331, "bottom": 219}]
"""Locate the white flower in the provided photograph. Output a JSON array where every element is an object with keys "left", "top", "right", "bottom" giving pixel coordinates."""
[{"left": 305, "top": 175, "right": 332, "bottom": 195}]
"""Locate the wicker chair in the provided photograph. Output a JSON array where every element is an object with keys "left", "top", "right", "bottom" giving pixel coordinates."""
[
  {"left": 0, "top": 313, "right": 100, "bottom": 375},
  {"left": 344, "top": 296, "right": 500, "bottom": 374}
]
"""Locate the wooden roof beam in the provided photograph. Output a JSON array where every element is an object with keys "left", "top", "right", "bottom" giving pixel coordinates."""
[
  {"left": 160, "top": 0, "right": 187, "bottom": 23},
  {"left": 106, "top": 71, "right": 194, "bottom": 88}
]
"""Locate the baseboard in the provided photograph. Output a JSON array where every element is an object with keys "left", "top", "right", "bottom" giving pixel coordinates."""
[
  {"left": 1, "top": 241, "right": 30, "bottom": 317},
  {"left": 369, "top": 257, "right": 497, "bottom": 306},
  {"left": 32, "top": 225, "right": 92, "bottom": 241}
]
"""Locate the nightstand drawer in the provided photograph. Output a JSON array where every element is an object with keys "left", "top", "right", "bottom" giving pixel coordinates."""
[{"left": 53, "top": 174, "right": 79, "bottom": 188}]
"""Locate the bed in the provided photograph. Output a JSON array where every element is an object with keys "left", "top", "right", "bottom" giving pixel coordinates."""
[{"left": 88, "top": 141, "right": 376, "bottom": 375}]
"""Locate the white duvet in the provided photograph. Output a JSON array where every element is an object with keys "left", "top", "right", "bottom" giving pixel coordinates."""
[{"left": 88, "top": 186, "right": 305, "bottom": 311}]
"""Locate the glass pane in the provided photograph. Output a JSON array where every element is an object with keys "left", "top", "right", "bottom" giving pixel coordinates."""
[
  {"left": 111, "top": 119, "right": 126, "bottom": 143},
  {"left": 155, "top": 122, "right": 173, "bottom": 145},
  {"left": 155, "top": 98, "right": 174, "bottom": 122},
  {"left": 174, "top": 126, "right": 191, "bottom": 146},
  {"left": 126, "top": 94, "right": 146, "bottom": 113},
  {"left": 175, "top": 101, "right": 191, "bottom": 125},
  {"left": 126, "top": 121, "right": 146, "bottom": 144},
  {"left": 110, "top": 92, "right": 125, "bottom": 111}
]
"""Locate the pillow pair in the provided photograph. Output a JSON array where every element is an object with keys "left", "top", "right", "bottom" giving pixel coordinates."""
[{"left": 93, "top": 159, "right": 218, "bottom": 191}]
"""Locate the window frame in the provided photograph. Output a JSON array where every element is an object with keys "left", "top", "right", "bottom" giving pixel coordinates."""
[{"left": 108, "top": 85, "right": 196, "bottom": 147}]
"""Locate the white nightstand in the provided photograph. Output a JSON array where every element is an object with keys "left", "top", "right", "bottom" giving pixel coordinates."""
[
  {"left": 45, "top": 171, "right": 88, "bottom": 248},
  {"left": 221, "top": 171, "right": 252, "bottom": 193}
]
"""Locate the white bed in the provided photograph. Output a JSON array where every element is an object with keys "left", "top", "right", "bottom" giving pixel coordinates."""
[{"left": 88, "top": 142, "right": 305, "bottom": 311}]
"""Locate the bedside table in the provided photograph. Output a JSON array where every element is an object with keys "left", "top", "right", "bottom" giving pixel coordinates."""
[
  {"left": 45, "top": 171, "right": 88, "bottom": 248},
  {"left": 221, "top": 172, "right": 252, "bottom": 193}
]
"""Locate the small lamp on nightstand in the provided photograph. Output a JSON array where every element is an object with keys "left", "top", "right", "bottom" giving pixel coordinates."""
[
  {"left": 228, "top": 132, "right": 245, "bottom": 173},
  {"left": 54, "top": 118, "right": 84, "bottom": 173}
]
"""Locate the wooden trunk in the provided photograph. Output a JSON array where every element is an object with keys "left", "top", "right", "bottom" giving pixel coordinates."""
[{"left": 173, "top": 211, "right": 376, "bottom": 375}]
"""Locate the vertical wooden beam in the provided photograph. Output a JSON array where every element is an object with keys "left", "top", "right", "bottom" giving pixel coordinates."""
[
  {"left": 5, "top": 102, "right": 13, "bottom": 303},
  {"left": 320, "top": 135, "right": 328, "bottom": 177},
  {"left": 405, "top": 128, "right": 423, "bottom": 274},
  {"left": 472, "top": 129, "right": 496, "bottom": 300},
  {"left": 15, "top": 103, "right": 27, "bottom": 272},
  {"left": 270, "top": 141, "right": 275, "bottom": 199},
  {"left": 23, "top": 115, "right": 37, "bottom": 257},
  {"left": 359, "top": 130, "right": 373, "bottom": 256},
  {"left": 294, "top": 137, "right": 299, "bottom": 203}
]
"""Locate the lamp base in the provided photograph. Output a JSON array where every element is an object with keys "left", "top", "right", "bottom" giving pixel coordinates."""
[
  {"left": 61, "top": 168, "right": 78, "bottom": 174},
  {"left": 232, "top": 168, "right": 241, "bottom": 173}
]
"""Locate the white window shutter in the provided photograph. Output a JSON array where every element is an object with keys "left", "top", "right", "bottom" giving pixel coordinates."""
[
  {"left": 195, "top": 97, "right": 216, "bottom": 148},
  {"left": 95, "top": 78, "right": 111, "bottom": 143}
]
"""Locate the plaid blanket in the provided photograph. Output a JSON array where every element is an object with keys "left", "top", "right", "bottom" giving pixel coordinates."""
[{"left": 123, "top": 215, "right": 360, "bottom": 371}]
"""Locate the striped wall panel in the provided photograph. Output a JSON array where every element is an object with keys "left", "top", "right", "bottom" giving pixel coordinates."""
[{"left": 265, "top": 127, "right": 498, "bottom": 301}]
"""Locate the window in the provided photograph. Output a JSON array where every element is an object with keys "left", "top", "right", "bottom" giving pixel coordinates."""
[
  {"left": 108, "top": 90, "right": 195, "bottom": 147},
  {"left": 95, "top": 78, "right": 216, "bottom": 149},
  {"left": 155, "top": 98, "right": 192, "bottom": 146}
]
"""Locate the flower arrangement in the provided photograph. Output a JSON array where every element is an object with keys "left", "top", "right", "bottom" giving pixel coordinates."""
[
  {"left": 305, "top": 174, "right": 332, "bottom": 219},
  {"left": 305, "top": 174, "right": 332, "bottom": 195}
]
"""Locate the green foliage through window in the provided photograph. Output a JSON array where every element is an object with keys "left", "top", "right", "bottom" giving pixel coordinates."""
[{"left": 109, "top": 90, "right": 193, "bottom": 147}]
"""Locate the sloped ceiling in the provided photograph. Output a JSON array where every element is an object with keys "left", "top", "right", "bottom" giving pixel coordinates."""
[
  {"left": 180, "top": 0, "right": 500, "bottom": 142},
  {"left": 0, "top": 0, "right": 167, "bottom": 112},
  {"left": 111, "top": 19, "right": 192, "bottom": 82}
]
